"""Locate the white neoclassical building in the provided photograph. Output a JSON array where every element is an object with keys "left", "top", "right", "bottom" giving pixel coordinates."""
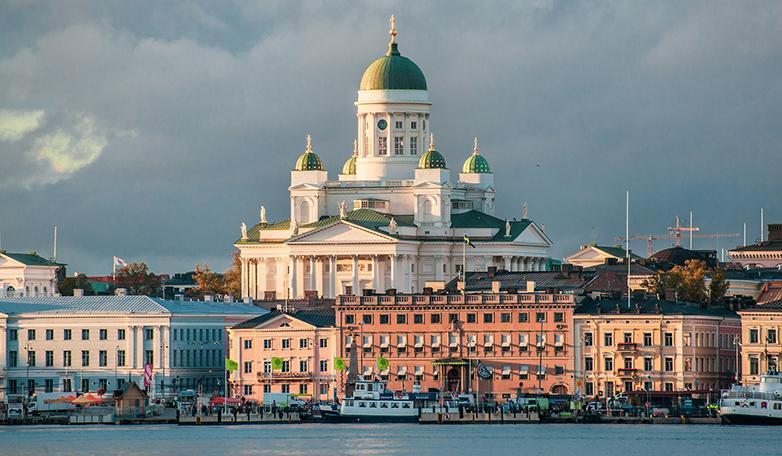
[
  {"left": 0, "top": 251, "right": 62, "bottom": 298},
  {"left": 235, "top": 18, "right": 552, "bottom": 300}
]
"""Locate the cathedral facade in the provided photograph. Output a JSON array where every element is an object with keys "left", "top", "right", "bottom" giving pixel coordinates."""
[{"left": 235, "top": 18, "right": 552, "bottom": 300}]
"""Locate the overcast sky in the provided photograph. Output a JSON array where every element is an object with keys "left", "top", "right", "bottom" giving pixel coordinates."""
[{"left": 1, "top": 1, "right": 780, "bottom": 275}]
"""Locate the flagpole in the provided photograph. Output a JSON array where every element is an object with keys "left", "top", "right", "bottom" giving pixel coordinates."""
[
  {"left": 462, "top": 234, "right": 467, "bottom": 298},
  {"left": 224, "top": 366, "right": 228, "bottom": 415}
]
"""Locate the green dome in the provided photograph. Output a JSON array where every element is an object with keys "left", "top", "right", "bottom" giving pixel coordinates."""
[
  {"left": 293, "top": 135, "right": 325, "bottom": 171},
  {"left": 342, "top": 154, "right": 357, "bottom": 175},
  {"left": 462, "top": 147, "right": 491, "bottom": 173},
  {"left": 359, "top": 42, "right": 427, "bottom": 91},
  {"left": 418, "top": 142, "right": 447, "bottom": 169}
]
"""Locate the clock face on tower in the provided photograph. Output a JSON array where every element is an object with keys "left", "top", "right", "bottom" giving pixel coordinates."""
[{"left": 377, "top": 119, "right": 387, "bottom": 130}]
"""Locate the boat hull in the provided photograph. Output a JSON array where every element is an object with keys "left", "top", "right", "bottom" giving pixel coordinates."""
[
  {"left": 721, "top": 413, "right": 782, "bottom": 425},
  {"left": 319, "top": 410, "right": 419, "bottom": 423}
]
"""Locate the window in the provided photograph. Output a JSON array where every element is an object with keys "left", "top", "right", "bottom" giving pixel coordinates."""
[
  {"left": 749, "top": 329, "right": 759, "bottom": 344},
  {"left": 750, "top": 356, "right": 759, "bottom": 375},
  {"left": 244, "top": 339, "right": 253, "bottom": 349},
  {"left": 555, "top": 365, "right": 565, "bottom": 375},
  {"left": 9, "top": 351, "right": 17, "bottom": 367},
  {"left": 664, "top": 357, "right": 674, "bottom": 372},
  {"left": 263, "top": 360, "right": 271, "bottom": 373},
  {"left": 28, "top": 350, "right": 36, "bottom": 367},
  {"left": 554, "top": 312, "right": 564, "bottom": 323},
  {"left": 379, "top": 314, "right": 390, "bottom": 324},
  {"left": 378, "top": 137, "right": 387, "bottom": 155},
  {"left": 768, "top": 329, "right": 778, "bottom": 344},
  {"left": 145, "top": 350, "right": 154, "bottom": 366},
  {"left": 45, "top": 379, "right": 54, "bottom": 393},
  {"left": 644, "top": 357, "right": 653, "bottom": 371},
  {"left": 345, "top": 314, "right": 355, "bottom": 324},
  {"left": 501, "top": 313, "right": 511, "bottom": 323},
  {"left": 623, "top": 333, "right": 633, "bottom": 344},
  {"left": 99, "top": 329, "right": 108, "bottom": 340},
  {"left": 584, "top": 332, "right": 593, "bottom": 347},
  {"left": 585, "top": 357, "right": 593, "bottom": 372},
  {"left": 665, "top": 382, "right": 674, "bottom": 392},
  {"left": 281, "top": 384, "right": 290, "bottom": 394},
  {"left": 604, "top": 333, "right": 613, "bottom": 346},
  {"left": 9, "top": 329, "right": 17, "bottom": 340},
  {"left": 46, "top": 329, "right": 54, "bottom": 340},
  {"left": 281, "top": 361, "right": 290, "bottom": 373},
  {"left": 483, "top": 313, "right": 493, "bottom": 323},
  {"left": 99, "top": 350, "right": 107, "bottom": 367},
  {"left": 264, "top": 339, "right": 272, "bottom": 349},
  {"left": 518, "top": 312, "right": 528, "bottom": 323},
  {"left": 320, "top": 383, "right": 328, "bottom": 395},
  {"left": 63, "top": 351, "right": 72, "bottom": 367},
  {"left": 643, "top": 333, "right": 652, "bottom": 347},
  {"left": 243, "top": 385, "right": 253, "bottom": 395},
  {"left": 81, "top": 350, "right": 90, "bottom": 367},
  {"left": 585, "top": 382, "right": 594, "bottom": 396},
  {"left": 623, "top": 357, "right": 633, "bottom": 369},
  {"left": 395, "top": 121, "right": 403, "bottom": 129},
  {"left": 664, "top": 332, "right": 673, "bottom": 346},
  {"left": 244, "top": 362, "right": 252, "bottom": 374},
  {"left": 394, "top": 136, "right": 403, "bottom": 155},
  {"left": 604, "top": 357, "right": 613, "bottom": 371},
  {"left": 81, "top": 329, "right": 89, "bottom": 340},
  {"left": 431, "top": 314, "right": 441, "bottom": 324},
  {"left": 117, "top": 350, "right": 126, "bottom": 367},
  {"left": 320, "top": 360, "right": 328, "bottom": 372},
  {"left": 534, "top": 312, "right": 545, "bottom": 323},
  {"left": 63, "top": 329, "right": 72, "bottom": 340},
  {"left": 396, "top": 314, "right": 407, "bottom": 324},
  {"left": 410, "top": 136, "right": 418, "bottom": 155},
  {"left": 81, "top": 379, "right": 89, "bottom": 392},
  {"left": 117, "top": 329, "right": 125, "bottom": 340},
  {"left": 145, "top": 328, "right": 154, "bottom": 340},
  {"left": 45, "top": 351, "right": 54, "bottom": 367},
  {"left": 299, "top": 360, "right": 308, "bottom": 372},
  {"left": 282, "top": 339, "right": 291, "bottom": 349},
  {"left": 360, "top": 314, "right": 372, "bottom": 325},
  {"left": 264, "top": 384, "right": 271, "bottom": 393},
  {"left": 319, "top": 338, "right": 328, "bottom": 348},
  {"left": 299, "top": 384, "right": 308, "bottom": 395},
  {"left": 28, "top": 329, "right": 36, "bottom": 340},
  {"left": 414, "top": 314, "right": 424, "bottom": 324},
  {"left": 467, "top": 313, "right": 477, "bottom": 323}
]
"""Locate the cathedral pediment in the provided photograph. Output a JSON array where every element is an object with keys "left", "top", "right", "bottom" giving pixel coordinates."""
[
  {"left": 512, "top": 222, "right": 553, "bottom": 247},
  {"left": 288, "top": 220, "right": 397, "bottom": 244}
]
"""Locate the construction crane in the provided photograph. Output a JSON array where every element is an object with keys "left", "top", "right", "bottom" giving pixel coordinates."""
[
  {"left": 617, "top": 216, "right": 742, "bottom": 257},
  {"left": 614, "top": 234, "right": 667, "bottom": 257},
  {"left": 668, "top": 215, "right": 700, "bottom": 248}
]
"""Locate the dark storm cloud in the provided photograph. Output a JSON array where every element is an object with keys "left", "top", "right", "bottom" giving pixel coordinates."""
[{"left": 0, "top": 0, "right": 780, "bottom": 274}]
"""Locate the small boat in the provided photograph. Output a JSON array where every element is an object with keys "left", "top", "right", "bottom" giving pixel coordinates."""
[
  {"left": 720, "top": 371, "right": 782, "bottom": 425},
  {"left": 320, "top": 379, "right": 466, "bottom": 423}
]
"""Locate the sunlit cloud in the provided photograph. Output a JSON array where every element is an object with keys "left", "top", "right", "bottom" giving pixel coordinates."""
[
  {"left": 0, "top": 109, "right": 45, "bottom": 141},
  {"left": 34, "top": 114, "right": 107, "bottom": 174}
]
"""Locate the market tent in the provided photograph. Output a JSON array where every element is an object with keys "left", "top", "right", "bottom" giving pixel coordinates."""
[{"left": 72, "top": 394, "right": 104, "bottom": 405}]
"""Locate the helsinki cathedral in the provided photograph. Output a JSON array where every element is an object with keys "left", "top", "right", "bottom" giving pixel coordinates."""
[{"left": 235, "top": 17, "right": 552, "bottom": 300}]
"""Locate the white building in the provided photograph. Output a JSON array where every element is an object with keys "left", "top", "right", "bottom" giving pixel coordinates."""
[
  {"left": 0, "top": 251, "right": 62, "bottom": 298},
  {"left": 235, "top": 18, "right": 552, "bottom": 300},
  {"left": 0, "top": 296, "right": 264, "bottom": 400}
]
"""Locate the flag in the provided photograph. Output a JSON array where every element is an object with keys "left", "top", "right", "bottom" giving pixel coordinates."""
[
  {"left": 113, "top": 256, "right": 128, "bottom": 268},
  {"left": 334, "top": 357, "right": 346, "bottom": 371},
  {"left": 477, "top": 360, "right": 492, "bottom": 380},
  {"left": 271, "top": 357, "right": 284, "bottom": 371},
  {"left": 464, "top": 234, "right": 476, "bottom": 248},
  {"left": 143, "top": 363, "right": 154, "bottom": 387},
  {"left": 225, "top": 357, "right": 239, "bottom": 372},
  {"left": 377, "top": 357, "right": 389, "bottom": 371}
]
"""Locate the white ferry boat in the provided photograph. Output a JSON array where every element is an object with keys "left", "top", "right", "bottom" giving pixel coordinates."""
[
  {"left": 720, "top": 371, "right": 782, "bottom": 425},
  {"left": 321, "top": 379, "right": 468, "bottom": 423}
]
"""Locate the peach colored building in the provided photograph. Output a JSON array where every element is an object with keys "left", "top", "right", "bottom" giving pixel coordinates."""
[
  {"left": 227, "top": 309, "right": 338, "bottom": 402},
  {"left": 335, "top": 292, "right": 576, "bottom": 400},
  {"left": 737, "top": 303, "right": 782, "bottom": 385},
  {"left": 574, "top": 299, "right": 740, "bottom": 398}
]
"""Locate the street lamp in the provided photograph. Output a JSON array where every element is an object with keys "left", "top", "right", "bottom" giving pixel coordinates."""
[
  {"left": 537, "top": 315, "right": 544, "bottom": 395},
  {"left": 24, "top": 343, "right": 31, "bottom": 397},
  {"left": 115, "top": 345, "right": 120, "bottom": 389}
]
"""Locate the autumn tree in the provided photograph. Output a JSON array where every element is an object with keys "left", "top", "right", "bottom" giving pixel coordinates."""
[
  {"left": 708, "top": 267, "right": 730, "bottom": 305},
  {"left": 641, "top": 259, "right": 729, "bottom": 307},
  {"left": 114, "top": 262, "right": 162, "bottom": 296},
  {"left": 193, "top": 263, "right": 224, "bottom": 298},
  {"left": 222, "top": 251, "right": 242, "bottom": 297},
  {"left": 58, "top": 274, "right": 95, "bottom": 296}
]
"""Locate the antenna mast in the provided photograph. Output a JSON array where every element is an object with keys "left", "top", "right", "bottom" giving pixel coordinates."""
[{"left": 53, "top": 226, "right": 58, "bottom": 262}]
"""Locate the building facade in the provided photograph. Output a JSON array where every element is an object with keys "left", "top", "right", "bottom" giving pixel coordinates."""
[
  {"left": 0, "top": 296, "right": 262, "bottom": 400},
  {"left": 729, "top": 224, "right": 782, "bottom": 268},
  {"left": 574, "top": 299, "right": 740, "bottom": 398},
  {"left": 566, "top": 245, "right": 640, "bottom": 269},
  {"left": 234, "top": 19, "right": 552, "bottom": 301},
  {"left": 737, "top": 302, "right": 782, "bottom": 385},
  {"left": 0, "top": 252, "right": 63, "bottom": 298},
  {"left": 335, "top": 292, "right": 576, "bottom": 400},
  {"left": 227, "top": 309, "right": 338, "bottom": 402}
]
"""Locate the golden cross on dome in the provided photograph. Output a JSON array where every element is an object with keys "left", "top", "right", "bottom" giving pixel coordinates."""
[
  {"left": 306, "top": 134, "right": 312, "bottom": 152},
  {"left": 389, "top": 15, "right": 397, "bottom": 44},
  {"left": 429, "top": 132, "right": 435, "bottom": 149}
]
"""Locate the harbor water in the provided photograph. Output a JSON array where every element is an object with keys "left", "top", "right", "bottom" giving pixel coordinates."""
[{"left": 0, "top": 423, "right": 780, "bottom": 456}]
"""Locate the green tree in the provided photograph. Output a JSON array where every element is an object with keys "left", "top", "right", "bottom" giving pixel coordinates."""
[
  {"left": 115, "top": 262, "right": 162, "bottom": 296},
  {"left": 58, "top": 274, "right": 95, "bottom": 296},
  {"left": 708, "top": 267, "right": 730, "bottom": 305}
]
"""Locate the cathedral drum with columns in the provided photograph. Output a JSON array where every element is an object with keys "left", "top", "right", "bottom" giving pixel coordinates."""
[{"left": 235, "top": 17, "right": 552, "bottom": 300}]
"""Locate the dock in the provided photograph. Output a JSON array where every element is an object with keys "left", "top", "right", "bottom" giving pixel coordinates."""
[
  {"left": 419, "top": 410, "right": 539, "bottom": 424},
  {"left": 178, "top": 411, "right": 300, "bottom": 425}
]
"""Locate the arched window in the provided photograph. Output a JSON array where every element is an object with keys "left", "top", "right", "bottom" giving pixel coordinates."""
[
  {"left": 6, "top": 286, "right": 15, "bottom": 297},
  {"left": 300, "top": 199, "right": 312, "bottom": 224}
]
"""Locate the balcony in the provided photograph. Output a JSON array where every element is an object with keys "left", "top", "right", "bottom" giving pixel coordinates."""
[
  {"left": 257, "top": 371, "right": 312, "bottom": 380},
  {"left": 617, "top": 343, "right": 637, "bottom": 352},
  {"left": 618, "top": 368, "right": 637, "bottom": 378}
]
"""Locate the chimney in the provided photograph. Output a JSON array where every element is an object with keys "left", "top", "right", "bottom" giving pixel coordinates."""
[
  {"left": 175, "top": 294, "right": 185, "bottom": 301},
  {"left": 487, "top": 266, "right": 497, "bottom": 278},
  {"left": 386, "top": 288, "right": 397, "bottom": 296},
  {"left": 114, "top": 288, "right": 127, "bottom": 296},
  {"left": 561, "top": 264, "right": 572, "bottom": 276},
  {"left": 606, "top": 258, "right": 618, "bottom": 265},
  {"left": 362, "top": 288, "right": 374, "bottom": 297},
  {"left": 526, "top": 281, "right": 536, "bottom": 293},
  {"left": 664, "top": 288, "right": 676, "bottom": 302},
  {"left": 769, "top": 224, "right": 782, "bottom": 242},
  {"left": 73, "top": 288, "right": 84, "bottom": 297},
  {"left": 491, "top": 281, "right": 501, "bottom": 293},
  {"left": 423, "top": 287, "right": 433, "bottom": 296}
]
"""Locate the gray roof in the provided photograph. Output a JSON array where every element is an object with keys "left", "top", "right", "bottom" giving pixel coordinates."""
[
  {"left": 583, "top": 263, "right": 656, "bottom": 275},
  {"left": 0, "top": 296, "right": 264, "bottom": 316},
  {"left": 575, "top": 297, "right": 739, "bottom": 318},
  {"left": 233, "top": 308, "right": 335, "bottom": 329},
  {"left": 444, "top": 270, "right": 588, "bottom": 293}
]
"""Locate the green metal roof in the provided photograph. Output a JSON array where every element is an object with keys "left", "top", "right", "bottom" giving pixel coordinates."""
[
  {"left": 593, "top": 245, "right": 642, "bottom": 260},
  {"left": 451, "top": 210, "right": 532, "bottom": 241},
  {"left": 461, "top": 151, "right": 491, "bottom": 173},
  {"left": 294, "top": 151, "right": 324, "bottom": 171},
  {"left": 359, "top": 42, "right": 427, "bottom": 91},
  {"left": 418, "top": 145, "right": 447, "bottom": 169},
  {"left": 1, "top": 252, "right": 62, "bottom": 266}
]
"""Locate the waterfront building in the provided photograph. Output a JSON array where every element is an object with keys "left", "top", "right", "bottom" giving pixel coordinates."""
[
  {"left": 334, "top": 292, "right": 576, "bottom": 400},
  {"left": 649, "top": 246, "right": 718, "bottom": 269},
  {"left": 0, "top": 296, "right": 262, "bottom": 400},
  {"left": 566, "top": 245, "right": 641, "bottom": 268},
  {"left": 574, "top": 299, "right": 740, "bottom": 398},
  {"left": 227, "top": 308, "right": 337, "bottom": 402},
  {"left": 0, "top": 251, "right": 63, "bottom": 298},
  {"left": 444, "top": 266, "right": 588, "bottom": 294},
  {"left": 729, "top": 224, "right": 782, "bottom": 268},
  {"left": 737, "top": 302, "right": 782, "bottom": 385},
  {"left": 234, "top": 19, "right": 552, "bottom": 301}
]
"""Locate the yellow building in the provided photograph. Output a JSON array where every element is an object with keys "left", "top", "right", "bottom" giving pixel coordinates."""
[
  {"left": 737, "top": 303, "right": 782, "bottom": 385},
  {"left": 574, "top": 299, "right": 740, "bottom": 398}
]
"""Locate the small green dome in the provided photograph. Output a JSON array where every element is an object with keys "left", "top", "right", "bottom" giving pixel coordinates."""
[
  {"left": 293, "top": 135, "right": 325, "bottom": 171},
  {"left": 462, "top": 139, "right": 491, "bottom": 173},
  {"left": 418, "top": 141, "right": 447, "bottom": 169}
]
